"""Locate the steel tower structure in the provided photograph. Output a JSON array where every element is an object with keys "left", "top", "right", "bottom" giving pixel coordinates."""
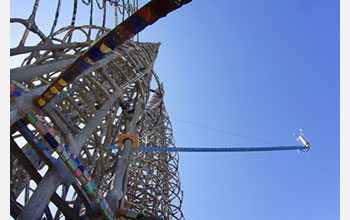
[{"left": 10, "top": 1, "right": 190, "bottom": 219}]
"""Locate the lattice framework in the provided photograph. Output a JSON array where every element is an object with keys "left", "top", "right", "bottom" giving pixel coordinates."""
[{"left": 10, "top": 1, "right": 189, "bottom": 219}]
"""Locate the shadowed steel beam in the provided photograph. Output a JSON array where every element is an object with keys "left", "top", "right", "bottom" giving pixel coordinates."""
[
  {"left": 17, "top": 169, "right": 62, "bottom": 220},
  {"left": 10, "top": 198, "right": 22, "bottom": 219},
  {"left": 11, "top": 59, "right": 75, "bottom": 82},
  {"left": 11, "top": 42, "right": 89, "bottom": 56},
  {"left": 106, "top": 98, "right": 144, "bottom": 212},
  {"left": 10, "top": 137, "right": 83, "bottom": 220}
]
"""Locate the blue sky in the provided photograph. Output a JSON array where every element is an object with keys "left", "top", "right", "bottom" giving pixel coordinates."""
[
  {"left": 139, "top": 0, "right": 339, "bottom": 219},
  {"left": 8, "top": 0, "right": 341, "bottom": 219}
]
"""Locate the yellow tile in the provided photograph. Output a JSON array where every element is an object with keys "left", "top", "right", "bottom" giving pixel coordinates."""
[
  {"left": 50, "top": 86, "right": 59, "bottom": 94},
  {"left": 58, "top": 79, "right": 67, "bottom": 86},
  {"left": 100, "top": 43, "right": 111, "bottom": 53},
  {"left": 38, "top": 98, "right": 45, "bottom": 106}
]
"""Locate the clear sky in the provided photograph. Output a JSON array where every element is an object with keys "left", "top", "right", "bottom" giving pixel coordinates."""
[
  {"left": 8, "top": 0, "right": 341, "bottom": 220},
  {"left": 139, "top": 0, "right": 340, "bottom": 219}
]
